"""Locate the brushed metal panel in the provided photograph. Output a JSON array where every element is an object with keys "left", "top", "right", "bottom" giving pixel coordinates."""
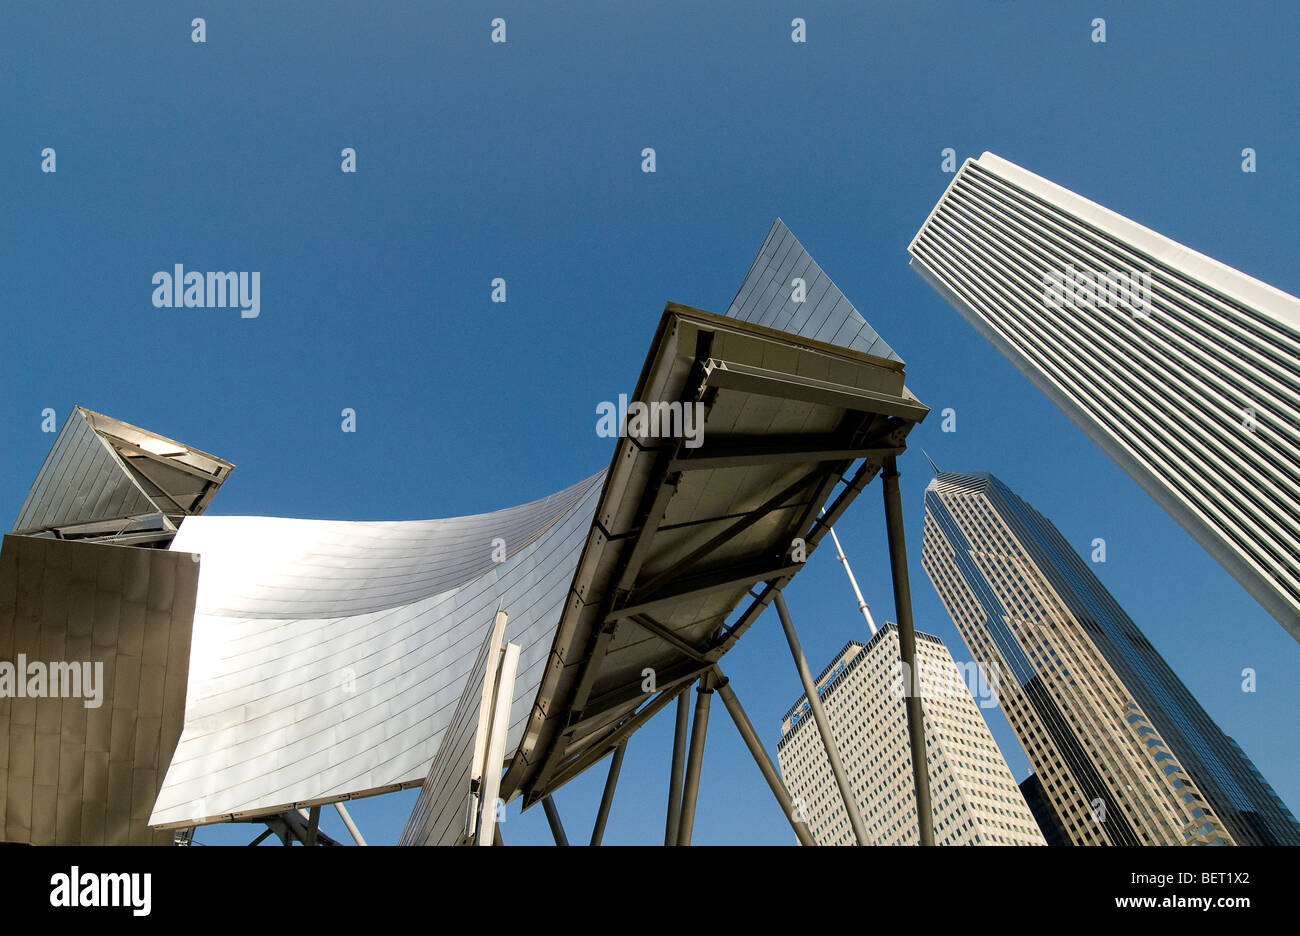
[
  {"left": 727, "top": 219, "right": 903, "bottom": 364},
  {"left": 400, "top": 614, "right": 498, "bottom": 846},
  {"left": 14, "top": 408, "right": 233, "bottom": 541},
  {"left": 150, "top": 472, "right": 604, "bottom": 826},
  {"left": 32, "top": 783, "right": 56, "bottom": 843},
  {"left": 79, "top": 795, "right": 104, "bottom": 847},
  {"left": 0, "top": 536, "right": 196, "bottom": 844},
  {"left": 14, "top": 410, "right": 155, "bottom": 535},
  {"left": 9, "top": 721, "right": 34, "bottom": 776},
  {"left": 6, "top": 777, "right": 31, "bottom": 838}
]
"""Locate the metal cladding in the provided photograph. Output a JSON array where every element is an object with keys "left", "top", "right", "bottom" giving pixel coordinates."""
[
  {"left": 0, "top": 534, "right": 197, "bottom": 845},
  {"left": 728, "top": 219, "right": 903, "bottom": 364},
  {"left": 0, "top": 218, "right": 925, "bottom": 839},
  {"left": 399, "top": 613, "right": 501, "bottom": 846},
  {"left": 501, "top": 251, "right": 928, "bottom": 805},
  {"left": 149, "top": 472, "right": 604, "bottom": 827},
  {"left": 12, "top": 407, "right": 234, "bottom": 547},
  {"left": 909, "top": 153, "right": 1300, "bottom": 637}
]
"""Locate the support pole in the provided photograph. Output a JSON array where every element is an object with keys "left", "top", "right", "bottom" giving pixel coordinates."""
[
  {"left": 665, "top": 687, "right": 690, "bottom": 845},
  {"left": 542, "top": 794, "right": 569, "bottom": 846},
  {"left": 881, "top": 455, "right": 935, "bottom": 846},
  {"left": 305, "top": 805, "right": 321, "bottom": 846},
  {"left": 675, "top": 675, "right": 714, "bottom": 846},
  {"left": 773, "top": 591, "right": 870, "bottom": 846},
  {"left": 333, "top": 801, "right": 367, "bottom": 846},
  {"left": 713, "top": 668, "right": 816, "bottom": 846},
  {"left": 590, "top": 742, "right": 627, "bottom": 846},
  {"left": 822, "top": 509, "right": 877, "bottom": 635}
]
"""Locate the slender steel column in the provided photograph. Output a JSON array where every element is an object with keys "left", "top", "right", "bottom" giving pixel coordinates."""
[
  {"left": 675, "top": 675, "right": 713, "bottom": 846},
  {"left": 713, "top": 667, "right": 816, "bottom": 846},
  {"left": 665, "top": 687, "right": 690, "bottom": 845},
  {"left": 590, "top": 742, "right": 627, "bottom": 846},
  {"left": 542, "top": 795, "right": 569, "bottom": 846},
  {"left": 333, "top": 801, "right": 367, "bottom": 846},
  {"left": 305, "top": 805, "right": 321, "bottom": 846},
  {"left": 773, "top": 591, "right": 869, "bottom": 846},
  {"left": 881, "top": 455, "right": 935, "bottom": 846}
]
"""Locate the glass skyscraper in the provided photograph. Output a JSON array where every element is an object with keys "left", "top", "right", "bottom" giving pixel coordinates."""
[{"left": 921, "top": 471, "right": 1300, "bottom": 846}]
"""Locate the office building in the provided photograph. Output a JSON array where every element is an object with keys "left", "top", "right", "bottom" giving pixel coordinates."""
[
  {"left": 921, "top": 470, "right": 1300, "bottom": 845},
  {"left": 776, "top": 624, "right": 1045, "bottom": 846},
  {"left": 910, "top": 153, "right": 1300, "bottom": 637}
]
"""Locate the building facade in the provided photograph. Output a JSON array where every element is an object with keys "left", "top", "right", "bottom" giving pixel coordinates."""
[
  {"left": 909, "top": 152, "right": 1300, "bottom": 638},
  {"left": 776, "top": 624, "right": 1045, "bottom": 846},
  {"left": 921, "top": 471, "right": 1300, "bottom": 845}
]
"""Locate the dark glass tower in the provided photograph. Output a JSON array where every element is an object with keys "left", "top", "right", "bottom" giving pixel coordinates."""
[{"left": 922, "top": 471, "right": 1300, "bottom": 846}]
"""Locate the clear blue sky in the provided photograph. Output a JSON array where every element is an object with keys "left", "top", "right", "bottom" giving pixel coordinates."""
[{"left": 3, "top": 1, "right": 1297, "bottom": 846}]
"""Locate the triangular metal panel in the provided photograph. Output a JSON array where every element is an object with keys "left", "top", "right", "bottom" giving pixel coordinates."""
[
  {"left": 11, "top": 409, "right": 157, "bottom": 535},
  {"left": 725, "top": 219, "right": 903, "bottom": 364}
]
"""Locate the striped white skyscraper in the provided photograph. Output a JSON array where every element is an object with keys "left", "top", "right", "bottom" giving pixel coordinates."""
[
  {"left": 775, "top": 624, "right": 1045, "bottom": 847},
  {"left": 909, "top": 153, "right": 1300, "bottom": 638}
]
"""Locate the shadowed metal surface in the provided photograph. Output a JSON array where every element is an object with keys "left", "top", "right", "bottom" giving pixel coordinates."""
[
  {"left": 399, "top": 611, "right": 499, "bottom": 846},
  {"left": 0, "top": 534, "right": 197, "bottom": 845},
  {"left": 501, "top": 300, "right": 927, "bottom": 808},
  {"left": 12, "top": 407, "right": 233, "bottom": 546},
  {"left": 149, "top": 473, "right": 604, "bottom": 827}
]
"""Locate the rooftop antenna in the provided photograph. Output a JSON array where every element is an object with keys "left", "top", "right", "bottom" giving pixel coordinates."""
[
  {"left": 922, "top": 449, "right": 940, "bottom": 476},
  {"left": 820, "top": 509, "right": 877, "bottom": 635}
]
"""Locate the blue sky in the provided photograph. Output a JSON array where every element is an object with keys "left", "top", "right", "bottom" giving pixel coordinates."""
[{"left": 2, "top": 1, "right": 1297, "bottom": 845}]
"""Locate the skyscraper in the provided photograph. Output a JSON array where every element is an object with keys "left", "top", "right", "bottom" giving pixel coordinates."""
[
  {"left": 776, "top": 624, "right": 1045, "bottom": 847},
  {"left": 909, "top": 153, "right": 1300, "bottom": 638},
  {"left": 921, "top": 471, "right": 1300, "bottom": 845}
]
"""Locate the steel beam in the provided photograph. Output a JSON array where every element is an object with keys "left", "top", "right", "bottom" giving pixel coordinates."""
[
  {"left": 305, "top": 805, "right": 321, "bottom": 846},
  {"left": 628, "top": 613, "right": 711, "bottom": 662},
  {"left": 542, "top": 795, "right": 569, "bottom": 846},
  {"left": 712, "top": 667, "right": 816, "bottom": 846},
  {"left": 581, "top": 659, "right": 710, "bottom": 725},
  {"left": 676, "top": 674, "right": 714, "bottom": 846},
  {"left": 333, "top": 801, "right": 367, "bottom": 846},
  {"left": 669, "top": 436, "right": 902, "bottom": 472},
  {"left": 665, "top": 688, "right": 690, "bottom": 845},
  {"left": 881, "top": 455, "right": 935, "bottom": 846},
  {"left": 634, "top": 470, "right": 824, "bottom": 596},
  {"left": 773, "top": 591, "right": 870, "bottom": 846},
  {"left": 703, "top": 358, "right": 930, "bottom": 421},
  {"left": 546, "top": 676, "right": 696, "bottom": 793},
  {"left": 608, "top": 559, "right": 803, "bottom": 623},
  {"left": 590, "top": 742, "right": 627, "bottom": 846},
  {"left": 709, "top": 454, "right": 884, "bottom": 660}
]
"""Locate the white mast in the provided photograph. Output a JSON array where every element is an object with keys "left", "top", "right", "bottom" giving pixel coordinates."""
[{"left": 821, "top": 510, "right": 877, "bottom": 635}]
